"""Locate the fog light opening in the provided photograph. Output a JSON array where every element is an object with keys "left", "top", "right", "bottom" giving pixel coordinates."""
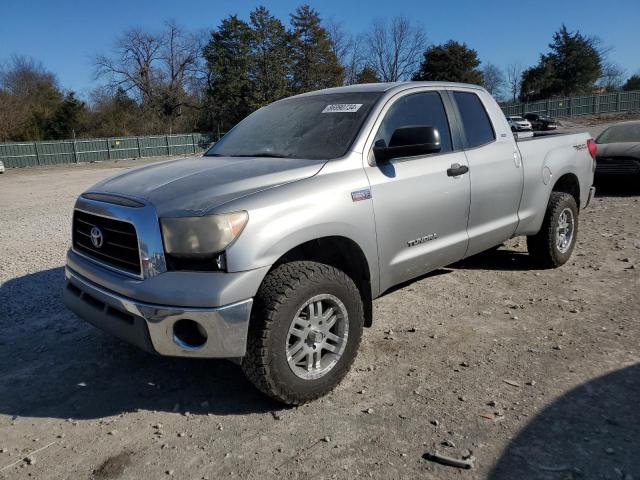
[{"left": 173, "top": 319, "right": 208, "bottom": 349}]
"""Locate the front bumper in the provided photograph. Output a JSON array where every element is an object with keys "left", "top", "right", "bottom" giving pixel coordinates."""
[{"left": 64, "top": 267, "right": 253, "bottom": 358}]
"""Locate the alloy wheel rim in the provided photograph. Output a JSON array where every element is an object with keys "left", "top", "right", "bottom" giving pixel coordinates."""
[
  {"left": 556, "top": 207, "right": 575, "bottom": 254},
  {"left": 285, "top": 294, "right": 349, "bottom": 380}
]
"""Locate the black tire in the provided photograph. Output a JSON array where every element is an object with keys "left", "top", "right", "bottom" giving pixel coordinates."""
[
  {"left": 527, "top": 192, "right": 578, "bottom": 268},
  {"left": 242, "top": 261, "right": 364, "bottom": 405}
]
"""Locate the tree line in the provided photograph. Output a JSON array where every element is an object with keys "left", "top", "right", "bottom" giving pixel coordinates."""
[{"left": 1, "top": 5, "right": 638, "bottom": 142}]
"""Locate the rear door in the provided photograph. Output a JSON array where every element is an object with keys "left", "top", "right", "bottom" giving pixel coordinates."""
[
  {"left": 363, "top": 89, "right": 471, "bottom": 292},
  {"left": 448, "top": 89, "right": 523, "bottom": 257}
]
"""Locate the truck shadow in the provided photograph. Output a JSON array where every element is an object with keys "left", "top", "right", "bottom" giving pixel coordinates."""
[
  {"left": 489, "top": 363, "right": 640, "bottom": 479},
  {"left": 451, "top": 247, "right": 538, "bottom": 272},
  {"left": 0, "top": 267, "right": 282, "bottom": 420}
]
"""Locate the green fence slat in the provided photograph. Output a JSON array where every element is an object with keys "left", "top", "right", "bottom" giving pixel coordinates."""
[
  {"left": 499, "top": 89, "right": 640, "bottom": 119},
  {"left": 0, "top": 132, "right": 215, "bottom": 168}
]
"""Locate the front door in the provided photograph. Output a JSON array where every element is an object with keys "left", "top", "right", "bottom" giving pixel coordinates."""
[{"left": 364, "top": 90, "right": 471, "bottom": 293}]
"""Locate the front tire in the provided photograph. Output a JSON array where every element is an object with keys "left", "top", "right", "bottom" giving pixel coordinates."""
[
  {"left": 242, "top": 261, "right": 364, "bottom": 405},
  {"left": 527, "top": 192, "right": 578, "bottom": 268}
]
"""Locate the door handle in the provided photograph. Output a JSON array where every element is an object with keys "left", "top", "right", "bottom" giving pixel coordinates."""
[{"left": 447, "top": 163, "right": 469, "bottom": 177}]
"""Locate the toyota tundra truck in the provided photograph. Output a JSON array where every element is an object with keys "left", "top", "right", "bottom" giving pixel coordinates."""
[{"left": 63, "top": 82, "right": 597, "bottom": 405}]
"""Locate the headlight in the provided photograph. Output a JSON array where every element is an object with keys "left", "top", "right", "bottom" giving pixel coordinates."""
[{"left": 160, "top": 211, "right": 248, "bottom": 256}]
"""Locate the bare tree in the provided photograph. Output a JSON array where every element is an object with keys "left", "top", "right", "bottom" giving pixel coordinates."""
[
  {"left": 365, "top": 16, "right": 427, "bottom": 82},
  {"left": 598, "top": 61, "right": 625, "bottom": 91},
  {"left": 94, "top": 21, "right": 203, "bottom": 132},
  {"left": 326, "top": 19, "right": 369, "bottom": 85},
  {"left": 344, "top": 35, "right": 369, "bottom": 85},
  {"left": 0, "top": 55, "right": 63, "bottom": 141},
  {"left": 506, "top": 62, "right": 523, "bottom": 103},
  {"left": 325, "top": 19, "right": 351, "bottom": 66},
  {"left": 0, "top": 55, "right": 59, "bottom": 97},
  {"left": 0, "top": 91, "right": 25, "bottom": 141},
  {"left": 95, "top": 28, "right": 162, "bottom": 102},
  {"left": 482, "top": 63, "right": 505, "bottom": 98}
]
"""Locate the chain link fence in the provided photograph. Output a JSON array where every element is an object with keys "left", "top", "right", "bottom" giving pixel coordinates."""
[{"left": 0, "top": 132, "right": 216, "bottom": 169}]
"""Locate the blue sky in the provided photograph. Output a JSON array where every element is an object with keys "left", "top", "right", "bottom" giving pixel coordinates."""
[{"left": 1, "top": 0, "right": 638, "bottom": 98}]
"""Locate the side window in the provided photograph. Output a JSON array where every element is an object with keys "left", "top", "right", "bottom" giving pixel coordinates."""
[
  {"left": 375, "top": 92, "right": 453, "bottom": 154},
  {"left": 452, "top": 91, "right": 495, "bottom": 148}
]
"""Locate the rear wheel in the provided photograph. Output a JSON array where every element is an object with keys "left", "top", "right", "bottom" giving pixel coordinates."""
[
  {"left": 242, "top": 261, "right": 364, "bottom": 405},
  {"left": 527, "top": 192, "right": 578, "bottom": 268}
]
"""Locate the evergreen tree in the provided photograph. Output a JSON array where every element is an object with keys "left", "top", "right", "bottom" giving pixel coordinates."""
[
  {"left": 248, "top": 6, "right": 291, "bottom": 108},
  {"left": 546, "top": 25, "right": 602, "bottom": 96},
  {"left": 289, "top": 5, "right": 344, "bottom": 93},
  {"left": 520, "top": 25, "right": 602, "bottom": 100},
  {"left": 355, "top": 66, "right": 380, "bottom": 84},
  {"left": 88, "top": 87, "right": 143, "bottom": 137},
  {"left": 412, "top": 41, "right": 483, "bottom": 85},
  {"left": 520, "top": 62, "right": 556, "bottom": 101},
  {"left": 45, "top": 91, "right": 87, "bottom": 139},
  {"left": 203, "top": 15, "right": 254, "bottom": 133},
  {"left": 622, "top": 74, "right": 640, "bottom": 91}
]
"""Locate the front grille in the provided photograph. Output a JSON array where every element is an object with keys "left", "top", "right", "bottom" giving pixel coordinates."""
[
  {"left": 596, "top": 157, "right": 640, "bottom": 175},
  {"left": 73, "top": 210, "right": 141, "bottom": 275}
]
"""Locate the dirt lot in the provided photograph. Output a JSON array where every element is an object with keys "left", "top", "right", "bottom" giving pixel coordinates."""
[{"left": 1, "top": 143, "right": 639, "bottom": 479}]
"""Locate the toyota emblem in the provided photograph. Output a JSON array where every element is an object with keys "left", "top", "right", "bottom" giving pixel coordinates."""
[{"left": 90, "top": 226, "right": 104, "bottom": 249}]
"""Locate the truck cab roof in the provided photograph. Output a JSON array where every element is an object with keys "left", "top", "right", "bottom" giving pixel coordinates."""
[{"left": 293, "top": 81, "right": 488, "bottom": 98}]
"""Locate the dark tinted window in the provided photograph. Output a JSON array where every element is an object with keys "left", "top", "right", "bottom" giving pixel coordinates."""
[
  {"left": 453, "top": 92, "right": 495, "bottom": 148},
  {"left": 206, "top": 92, "right": 381, "bottom": 160},
  {"left": 596, "top": 122, "right": 640, "bottom": 144},
  {"left": 375, "top": 92, "right": 452, "bottom": 153}
]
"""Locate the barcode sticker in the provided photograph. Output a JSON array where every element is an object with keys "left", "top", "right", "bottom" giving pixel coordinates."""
[{"left": 321, "top": 104, "right": 363, "bottom": 113}]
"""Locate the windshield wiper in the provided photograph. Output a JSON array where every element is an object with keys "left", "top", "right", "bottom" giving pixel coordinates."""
[{"left": 205, "top": 152, "right": 290, "bottom": 158}]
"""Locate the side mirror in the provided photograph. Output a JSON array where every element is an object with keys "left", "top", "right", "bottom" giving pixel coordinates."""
[{"left": 373, "top": 126, "right": 441, "bottom": 162}]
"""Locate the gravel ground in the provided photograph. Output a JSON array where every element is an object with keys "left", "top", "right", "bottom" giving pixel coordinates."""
[{"left": 0, "top": 142, "right": 639, "bottom": 479}]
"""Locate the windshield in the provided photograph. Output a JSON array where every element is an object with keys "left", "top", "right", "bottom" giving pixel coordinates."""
[
  {"left": 596, "top": 123, "right": 640, "bottom": 144},
  {"left": 510, "top": 116, "right": 524, "bottom": 121},
  {"left": 205, "top": 92, "right": 381, "bottom": 160}
]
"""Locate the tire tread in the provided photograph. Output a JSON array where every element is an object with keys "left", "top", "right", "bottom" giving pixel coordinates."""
[
  {"left": 527, "top": 192, "right": 578, "bottom": 268},
  {"left": 242, "top": 261, "right": 363, "bottom": 405}
]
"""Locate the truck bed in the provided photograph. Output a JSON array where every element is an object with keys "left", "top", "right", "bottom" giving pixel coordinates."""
[{"left": 515, "top": 131, "right": 578, "bottom": 142}]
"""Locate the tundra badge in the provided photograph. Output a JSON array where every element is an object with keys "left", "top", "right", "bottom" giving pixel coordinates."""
[{"left": 407, "top": 234, "right": 438, "bottom": 247}]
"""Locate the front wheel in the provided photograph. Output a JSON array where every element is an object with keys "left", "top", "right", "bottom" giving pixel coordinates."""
[
  {"left": 242, "top": 261, "right": 364, "bottom": 405},
  {"left": 527, "top": 192, "right": 578, "bottom": 268}
]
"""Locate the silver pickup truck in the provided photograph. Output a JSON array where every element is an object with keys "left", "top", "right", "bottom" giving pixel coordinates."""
[{"left": 64, "top": 82, "right": 596, "bottom": 405}]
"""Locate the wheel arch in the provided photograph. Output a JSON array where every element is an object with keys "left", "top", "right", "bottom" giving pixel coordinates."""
[
  {"left": 551, "top": 172, "right": 580, "bottom": 208},
  {"left": 268, "top": 236, "right": 374, "bottom": 328}
]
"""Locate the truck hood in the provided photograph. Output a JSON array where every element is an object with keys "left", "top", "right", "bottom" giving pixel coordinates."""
[{"left": 87, "top": 156, "right": 327, "bottom": 217}]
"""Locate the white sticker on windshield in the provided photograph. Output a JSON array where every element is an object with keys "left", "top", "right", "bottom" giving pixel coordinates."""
[{"left": 321, "top": 103, "right": 363, "bottom": 113}]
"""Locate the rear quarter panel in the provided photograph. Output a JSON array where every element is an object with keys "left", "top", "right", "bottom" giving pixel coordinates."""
[{"left": 515, "top": 133, "right": 594, "bottom": 236}]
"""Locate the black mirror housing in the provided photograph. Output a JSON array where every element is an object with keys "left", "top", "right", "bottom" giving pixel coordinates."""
[{"left": 373, "top": 126, "right": 441, "bottom": 162}]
